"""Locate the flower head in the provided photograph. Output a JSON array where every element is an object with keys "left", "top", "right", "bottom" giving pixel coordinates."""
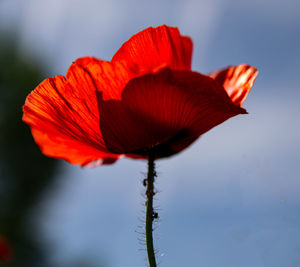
[{"left": 22, "top": 25, "right": 257, "bottom": 167}]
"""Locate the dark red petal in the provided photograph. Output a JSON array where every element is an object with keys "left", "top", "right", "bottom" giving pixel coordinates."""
[
  {"left": 22, "top": 66, "right": 119, "bottom": 166},
  {"left": 112, "top": 25, "right": 193, "bottom": 73},
  {"left": 210, "top": 64, "right": 258, "bottom": 106},
  {"left": 97, "top": 68, "right": 245, "bottom": 158}
]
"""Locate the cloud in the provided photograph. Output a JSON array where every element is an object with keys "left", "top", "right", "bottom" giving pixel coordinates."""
[{"left": 1, "top": 0, "right": 224, "bottom": 73}]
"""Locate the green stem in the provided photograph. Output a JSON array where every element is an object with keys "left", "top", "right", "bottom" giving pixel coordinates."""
[{"left": 145, "top": 151, "right": 157, "bottom": 267}]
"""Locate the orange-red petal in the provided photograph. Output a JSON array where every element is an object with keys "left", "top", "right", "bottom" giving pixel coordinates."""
[
  {"left": 210, "top": 64, "right": 258, "bottom": 106},
  {"left": 73, "top": 57, "right": 132, "bottom": 100},
  {"left": 30, "top": 128, "right": 119, "bottom": 166},
  {"left": 22, "top": 64, "right": 119, "bottom": 166},
  {"left": 97, "top": 68, "right": 246, "bottom": 158},
  {"left": 112, "top": 25, "right": 193, "bottom": 74},
  {"left": 73, "top": 26, "right": 193, "bottom": 100}
]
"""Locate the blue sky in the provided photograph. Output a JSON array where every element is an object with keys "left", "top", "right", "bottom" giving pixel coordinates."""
[{"left": 1, "top": 0, "right": 300, "bottom": 266}]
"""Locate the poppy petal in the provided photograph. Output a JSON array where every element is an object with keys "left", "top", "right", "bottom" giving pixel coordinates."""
[
  {"left": 72, "top": 57, "right": 132, "bottom": 100},
  {"left": 30, "top": 128, "right": 119, "bottom": 166},
  {"left": 22, "top": 68, "right": 119, "bottom": 166},
  {"left": 97, "top": 68, "right": 246, "bottom": 158},
  {"left": 210, "top": 64, "right": 258, "bottom": 106},
  {"left": 112, "top": 25, "right": 193, "bottom": 73}
]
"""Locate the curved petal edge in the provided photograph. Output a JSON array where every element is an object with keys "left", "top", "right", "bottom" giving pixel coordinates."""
[{"left": 210, "top": 64, "right": 258, "bottom": 106}]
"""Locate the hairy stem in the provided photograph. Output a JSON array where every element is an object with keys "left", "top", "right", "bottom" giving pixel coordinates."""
[{"left": 145, "top": 151, "right": 157, "bottom": 267}]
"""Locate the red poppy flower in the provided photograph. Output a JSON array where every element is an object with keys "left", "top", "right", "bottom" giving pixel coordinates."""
[
  {"left": 0, "top": 236, "right": 12, "bottom": 262},
  {"left": 22, "top": 25, "right": 258, "bottom": 167}
]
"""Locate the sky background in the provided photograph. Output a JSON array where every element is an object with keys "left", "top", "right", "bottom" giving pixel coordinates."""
[{"left": 1, "top": 0, "right": 300, "bottom": 266}]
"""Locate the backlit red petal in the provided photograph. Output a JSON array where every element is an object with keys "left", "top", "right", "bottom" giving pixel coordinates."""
[
  {"left": 112, "top": 25, "right": 193, "bottom": 74},
  {"left": 97, "top": 68, "right": 245, "bottom": 158},
  {"left": 210, "top": 64, "right": 258, "bottom": 106},
  {"left": 30, "top": 128, "right": 119, "bottom": 166},
  {"left": 72, "top": 57, "right": 132, "bottom": 100},
  {"left": 22, "top": 71, "right": 119, "bottom": 166}
]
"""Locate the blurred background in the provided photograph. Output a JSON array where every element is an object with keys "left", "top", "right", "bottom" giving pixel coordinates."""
[{"left": 0, "top": 0, "right": 299, "bottom": 266}]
